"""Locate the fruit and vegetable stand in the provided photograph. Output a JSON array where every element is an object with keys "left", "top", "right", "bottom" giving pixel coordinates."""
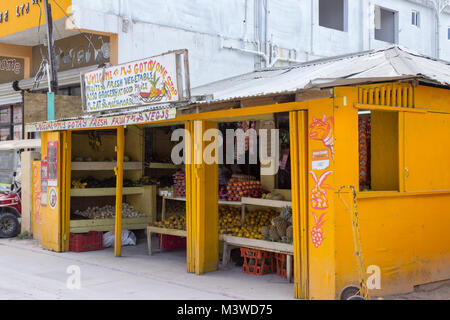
[
  {"left": 27, "top": 48, "right": 450, "bottom": 300},
  {"left": 69, "top": 128, "right": 156, "bottom": 234}
]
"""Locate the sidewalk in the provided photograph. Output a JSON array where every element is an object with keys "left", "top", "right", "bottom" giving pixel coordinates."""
[{"left": 0, "top": 238, "right": 294, "bottom": 300}]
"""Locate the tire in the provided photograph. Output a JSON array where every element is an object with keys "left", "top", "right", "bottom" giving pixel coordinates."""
[
  {"left": 340, "top": 285, "right": 361, "bottom": 300},
  {"left": 348, "top": 295, "right": 365, "bottom": 300},
  {"left": 0, "top": 212, "right": 20, "bottom": 238}
]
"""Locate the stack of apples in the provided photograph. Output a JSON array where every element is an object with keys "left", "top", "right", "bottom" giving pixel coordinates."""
[
  {"left": 173, "top": 171, "right": 186, "bottom": 197},
  {"left": 225, "top": 178, "right": 267, "bottom": 201}
]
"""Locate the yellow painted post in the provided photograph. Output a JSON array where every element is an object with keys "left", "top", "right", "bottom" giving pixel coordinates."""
[
  {"left": 307, "top": 98, "right": 336, "bottom": 299},
  {"left": 61, "top": 131, "right": 71, "bottom": 251},
  {"left": 196, "top": 120, "right": 219, "bottom": 274},
  {"left": 114, "top": 126, "right": 125, "bottom": 257},
  {"left": 289, "top": 111, "right": 309, "bottom": 299},
  {"left": 398, "top": 112, "right": 406, "bottom": 192},
  {"left": 185, "top": 120, "right": 219, "bottom": 274},
  {"left": 386, "top": 85, "right": 392, "bottom": 106},
  {"left": 185, "top": 121, "right": 196, "bottom": 273}
]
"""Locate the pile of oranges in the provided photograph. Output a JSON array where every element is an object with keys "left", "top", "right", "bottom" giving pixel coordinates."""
[{"left": 219, "top": 206, "right": 278, "bottom": 240}]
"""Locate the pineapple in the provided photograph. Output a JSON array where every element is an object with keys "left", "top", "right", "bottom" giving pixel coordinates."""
[
  {"left": 286, "top": 225, "right": 293, "bottom": 243},
  {"left": 269, "top": 226, "right": 281, "bottom": 242}
]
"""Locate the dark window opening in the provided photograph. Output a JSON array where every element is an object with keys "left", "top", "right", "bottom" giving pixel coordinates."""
[
  {"left": 375, "top": 6, "right": 398, "bottom": 44},
  {"left": 319, "top": 0, "right": 347, "bottom": 31}
]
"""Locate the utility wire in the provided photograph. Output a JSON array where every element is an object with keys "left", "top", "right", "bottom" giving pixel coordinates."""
[{"left": 52, "top": 0, "right": 97, "bottom": 52}]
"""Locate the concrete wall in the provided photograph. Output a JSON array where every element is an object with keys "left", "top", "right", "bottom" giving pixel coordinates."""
[
  {"left": 24, "top": 92, "right": 83, "bottom": 124},
  {"left": 20, "top": 151, "right": 40, "bottom": 234},
  {"left": 69, "top": 0, "right": 450, "bottom": 88}
]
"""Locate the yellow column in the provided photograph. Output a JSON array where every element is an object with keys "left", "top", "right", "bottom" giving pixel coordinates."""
[
  {"left": 185, "top": 121, "right": 196, "bottom": 273},
  {"left": 114, "top": 127, "right": 125, "bottom": 257},
  {"left": 185, "top": 120, "right": 219, "bottom": 274},
  {"left": 61, "top": 131, "right": 72, "bottom": 251},
  {"left": 307, "top": 98, "right": 336, "bottom": 300},
  {"left": 290, "top": 111, "right": 309, "bottom": 299}
]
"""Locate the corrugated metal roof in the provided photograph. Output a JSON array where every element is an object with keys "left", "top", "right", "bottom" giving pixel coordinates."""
[{"left": 190, "top": 46, "right": 450, "bottom": 104}]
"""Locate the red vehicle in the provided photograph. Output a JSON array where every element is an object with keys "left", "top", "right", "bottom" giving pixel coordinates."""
[{"left": 0, "top": 182, "right": 21, "bottom": 238}]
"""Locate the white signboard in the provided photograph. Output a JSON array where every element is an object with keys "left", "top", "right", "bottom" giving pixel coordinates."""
[
  {"left": 82, "top": 50, "right": 189, "bottom": 113},
  {"left": 25, "top": 108, "right": 176, "bottom": 133}
]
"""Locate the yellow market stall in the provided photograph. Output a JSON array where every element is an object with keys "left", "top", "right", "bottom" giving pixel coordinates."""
[{"left": 27, "top": 47, "right": 450, "bottom": 299}]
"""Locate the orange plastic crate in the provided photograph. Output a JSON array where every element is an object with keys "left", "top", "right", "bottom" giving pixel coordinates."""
[
  {"left": 240, "top": 247, "right": 274, "bottom": 275},
  {"left": 69, "top": 231, "right": 103, "bottom": 252},
  {"left": 274, "top": 253, "right": 287, "bottom": 278}
]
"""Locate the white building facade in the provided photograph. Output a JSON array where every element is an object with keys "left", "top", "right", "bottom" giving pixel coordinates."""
[
  {"left": 0, "top": 0, "right": 449, "bottom": 89},
  {"left": 62, "top": 0, "right": 450, "bottom": 87}
]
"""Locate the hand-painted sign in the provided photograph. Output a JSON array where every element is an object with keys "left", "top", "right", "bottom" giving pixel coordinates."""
[
  {"left": 48, "top": 187, "right": 57, "bottom": 210},
  {"left": 82, "top": 50, "right": 189, "bottom": 113},
  {"left": 32, "top": 161, "right": 41, "bottom": 224},
  {"left": 311, "top": 149, "right": 330, "bottom": 171},
  {"left": 309, "top": 116, "right": 334, "bottom": 159},
  {"left": 40, "top": 156, "right": 47, "bottom": 206},
  {"left": 47, "top": 141, "right": 58, "bottom": 187},
  {"left": 25, "top": 107, "right": 176, "bottom": 133}
]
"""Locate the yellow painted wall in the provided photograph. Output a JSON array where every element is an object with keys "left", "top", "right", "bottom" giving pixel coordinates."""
[
  {"left": 371, "top": 111, "right": 399, "bottom": 191},
  {"left": 335, "top": 193, "right": 450, "bottom": 296},
  {"left": 333, "top": 84, "right": 450, "bottom": 299},
  {"left": 415, "top": 85, "right": 450, "bottom": 112},
  {"left": 0, "top": 0, "right": 72, "bottom": 38},
  {"left": 39, "top": 131, "right": 63, "bottom": 252},
  {"left": 404, "top": 112, "right": 450, "bottom": 192}
]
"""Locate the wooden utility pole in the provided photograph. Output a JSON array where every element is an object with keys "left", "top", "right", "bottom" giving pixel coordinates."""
[{"left": 43, "top": 0, "right": 58, "bottom": 93}]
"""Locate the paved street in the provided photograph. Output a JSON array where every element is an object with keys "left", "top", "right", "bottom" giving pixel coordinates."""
[
  {"left": 0, "top": 238, "right": 293, "bottom": 300},
  {"left": 1, "top": 238, "right": 449, "bottom": 300}
]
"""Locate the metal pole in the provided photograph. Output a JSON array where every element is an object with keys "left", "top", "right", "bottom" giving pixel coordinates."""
[{"left": 43, "top": 0, "right": 58, "bottom": 93}]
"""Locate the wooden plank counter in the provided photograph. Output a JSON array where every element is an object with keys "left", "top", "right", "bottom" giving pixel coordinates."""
[{"left": 147, "top": 226, "right": 187, "bottom": 255}]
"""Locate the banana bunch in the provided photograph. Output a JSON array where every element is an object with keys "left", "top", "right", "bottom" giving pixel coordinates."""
[
  {"left": 72, "top": 180, "right": 88, "bottom": 189},
  {"left": 88, "top": 131, "right": 103, "bottom": 152}
]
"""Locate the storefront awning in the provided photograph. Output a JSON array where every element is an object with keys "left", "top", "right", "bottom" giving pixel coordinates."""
[{"left": 0, "top": 139, "right": 41, "bottom": 150}]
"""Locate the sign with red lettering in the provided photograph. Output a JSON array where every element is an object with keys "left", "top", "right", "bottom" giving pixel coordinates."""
[
  {"left": 25, "top": 108, "right": 176, "bottom": 133},
  {"left": 81, "top": 50, "right": 190, "bottom": 112}
]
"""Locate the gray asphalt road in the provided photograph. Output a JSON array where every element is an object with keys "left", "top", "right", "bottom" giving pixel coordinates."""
[{"left": 0, "top": 238, "right": 293, "bottom": 300}]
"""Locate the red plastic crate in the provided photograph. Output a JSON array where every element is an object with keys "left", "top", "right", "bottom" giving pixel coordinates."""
[
  {"left": 274, "top": 253, "right": 287, "bottom": 278},
  {"left": 158, "top": 234, "right": 186, "bottom": 250},
  {"left": 69, "top": 231, "right": 103, "bottom": 252},
  {"left": 240, "top": 248, "right": 274, "bottom": 276}
]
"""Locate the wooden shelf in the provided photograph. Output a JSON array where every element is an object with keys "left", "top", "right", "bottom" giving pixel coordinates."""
[
  {"left": 163, "top": 196, "right": 242, "bottom": 206},
  {"left": 219, "top": 234, "right": 294, "bottom": 254},
  {"left": 148, "top": 162, "right": 182, "bottom": 169},
  {"left": 70, "top": 216, "right": 151, "bottom": 233},
  {"left": 147, "top": 226, "right": 187, "bottom": 237},
  {"left": 71, "top": 187, "right": 144, "bottom": 197},
  {"left": 147, "top": 226, "right": 187, "bottom": 255},
  {"left": 71, "top": 162, "right": 142, "bottom": 171},
  {"left": 241, "top": 197, "right": 292, "bottom": 208}
]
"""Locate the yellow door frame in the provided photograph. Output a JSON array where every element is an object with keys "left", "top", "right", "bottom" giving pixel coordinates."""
[
  {"left": 114, "top": 126, "right": 125, "bottom": 257},
  {"left": 289, "top": 110, "right": 309, "bottom": 299}
]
